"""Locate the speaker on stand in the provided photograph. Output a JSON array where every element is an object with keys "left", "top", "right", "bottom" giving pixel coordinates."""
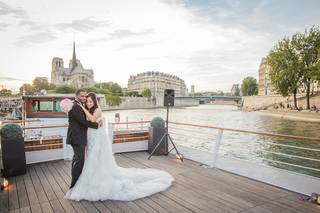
[{"left": 148, "top": 89, "right": 183, "bottom": 161}]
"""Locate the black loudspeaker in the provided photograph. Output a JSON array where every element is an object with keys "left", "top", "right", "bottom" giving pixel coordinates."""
[{"left": 164, "top": 89, "right": 175, "bottom": 107}]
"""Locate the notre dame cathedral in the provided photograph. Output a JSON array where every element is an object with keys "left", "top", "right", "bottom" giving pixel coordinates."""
[{"left": 51, "top": 42, "right": 94, "bottom": 88}]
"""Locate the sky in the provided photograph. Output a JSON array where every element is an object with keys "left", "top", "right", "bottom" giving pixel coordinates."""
[{"left": 0, "top": 0, "right": 319, "bottom": 92}]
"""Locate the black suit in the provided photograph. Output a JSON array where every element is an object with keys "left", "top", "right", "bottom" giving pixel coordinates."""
[{"left": 66, "top": 100, "right": 98, "bottom": 188}]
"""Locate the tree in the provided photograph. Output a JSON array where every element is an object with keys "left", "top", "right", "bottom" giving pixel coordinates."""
[
  {"left": 32, "top": 77, "right": 49, "bottom": 92},
  {"left": 110, "top": 83, "right": 122, "bottom": 94},
  {"left": 55, "top": 85, "right": 76, "bottom": 93},
  {"left": 94, "top": 82, "right": 112, "bottom": 90},
  {"left": 267, "top": 36, "right": 302, "bottom": 109},
  {"left": 94, "top": 82, "right": 122, "bottom": 95},
  {"left": 82, "top": 86, "right": 100, "bottom": 93},
  {"left": 241, "top": 77, "right": 258, "bottom": 96},
  {"left": 0, "top": 89, "right": 12, "bottom": 96},
  {"left": 126, "top": 91, "right": 141, "bottom": 97},
  {"left": 141, "top": 89, "right": 152, "bottom": 98},
  {"left": 293, "top": 26, "right": 320, "bottom": 109},
  {"left": 217, "top": 90, "right": 224, "bottom": 96},
  {"left": 19, "top": 83, "right": 34, "bottom": 95},
  {"left": 106, "top": 94, "right": 121, "bottom": 106}
]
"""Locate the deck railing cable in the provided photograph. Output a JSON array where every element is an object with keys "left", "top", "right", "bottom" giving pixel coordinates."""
[{"left": 20, "top": 120, "right": 320, "bottom": 176}]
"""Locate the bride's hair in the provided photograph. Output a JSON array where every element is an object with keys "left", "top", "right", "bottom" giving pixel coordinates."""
[{"left": 86, "top": 92, "right": 98, "bottom": 114}]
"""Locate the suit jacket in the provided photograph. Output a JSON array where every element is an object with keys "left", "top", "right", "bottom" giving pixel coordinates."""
[{"left": 66, "top": 100, "right": 99, "bottom": 145}]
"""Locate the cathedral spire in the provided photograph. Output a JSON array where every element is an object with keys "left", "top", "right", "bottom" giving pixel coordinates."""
[{"left": 72, "top": 41, "right": 77, "bottom": 68}]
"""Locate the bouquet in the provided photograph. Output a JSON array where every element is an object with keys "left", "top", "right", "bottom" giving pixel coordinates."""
[{"left": 60, "top": 98, "right": 73, "bottom": 113}]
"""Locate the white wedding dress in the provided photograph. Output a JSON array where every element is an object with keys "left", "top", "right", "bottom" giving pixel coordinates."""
[{"left": 65, "top": 117, "right": 174, "bottom": 201}]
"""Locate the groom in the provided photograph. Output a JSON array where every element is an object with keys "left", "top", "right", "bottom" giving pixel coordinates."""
[{"left": 66, "top": 89, "right": 100, "bottom": 188}]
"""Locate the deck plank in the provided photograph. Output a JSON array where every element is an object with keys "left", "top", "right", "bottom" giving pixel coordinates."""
[
  {"left": 19, "top": 206, "right": 31, "bottom": 213},
  {"left": 8, "top": 177, "right": 19, "bottom": 210},
  {"left": 5, "top": 152, "right": 320, "bottom": 213},
  {"left": 23, "top": 170, "right": 39, "bottom": 206},
  {"left": 40, "top": 201, "right": 54, "bottom": 213},
  {"left": 33, "top": 166, "right": 56, "bottom": 201},
  {"left": 28, "top": 166, "right": 49, "bottom": 204},
  {"left": 30, "top": 204, "right": 42, "bottom": 213},
  {"left": 16, "top": 175, "right": 30, "bottom": 209},
  {"left": 0, "top": 178, "right": 9, "bottom": 212}
]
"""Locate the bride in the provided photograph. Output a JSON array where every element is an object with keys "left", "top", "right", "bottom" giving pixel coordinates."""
[{"left": 65, "top": 92, "right": 174, "bottom": 201}]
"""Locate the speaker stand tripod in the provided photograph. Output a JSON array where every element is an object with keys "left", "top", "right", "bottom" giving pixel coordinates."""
[{"left": 148, "top": 104, "right": 183, "bottom": 162}]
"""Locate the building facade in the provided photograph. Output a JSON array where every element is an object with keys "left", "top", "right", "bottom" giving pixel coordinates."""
[
  {"left": 258, "top": 57, "right": 276, "bottom": 96},
  {"left": 190, "top": 85, "right": 195, "bottom": 95},
  {"left": 51, "top": 42, "right": 94, "bottom": 88},
  {"left": 127, "top": 71, "right": 188, "bottom": 97}
]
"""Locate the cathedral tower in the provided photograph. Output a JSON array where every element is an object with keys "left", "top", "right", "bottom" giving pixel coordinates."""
[{"left": 51, "top": 57, "right": 64, "bottom": 84}]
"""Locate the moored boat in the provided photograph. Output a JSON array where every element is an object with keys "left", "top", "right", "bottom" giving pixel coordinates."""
[{"left": 18, "top": 94, "right": 149, "bottom": 164}]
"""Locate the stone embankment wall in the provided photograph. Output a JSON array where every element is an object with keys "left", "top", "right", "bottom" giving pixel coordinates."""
[{"left": 242, "top": 94, "right": 320, "bottom": 110}]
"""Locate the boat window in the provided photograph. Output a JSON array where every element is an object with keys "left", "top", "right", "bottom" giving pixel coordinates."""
[
  {"left": 31, "top": 100, "right": 62, "bottom": 112},
  {"left": 39, "top": 101, "right": 53, "bottom": 112},
  {"left": 53, "top": 100, "right": 62, "bottom": 112}
]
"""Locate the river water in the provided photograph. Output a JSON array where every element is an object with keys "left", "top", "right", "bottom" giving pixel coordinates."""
[{"left": 103, "top": 105, "right": 320, "bottom": 177}]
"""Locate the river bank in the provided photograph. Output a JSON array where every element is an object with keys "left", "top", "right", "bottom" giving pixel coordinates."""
[{"left": 255, "top": 109, "right": 320, "bottom": 123}]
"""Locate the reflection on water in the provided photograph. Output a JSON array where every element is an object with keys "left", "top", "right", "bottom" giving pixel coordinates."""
[{"left": 103, "top": 105, "right": 320, "bottom": 177}]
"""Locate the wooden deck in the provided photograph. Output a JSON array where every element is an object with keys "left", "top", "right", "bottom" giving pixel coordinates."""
[{"left": 1, "top": 151, "right": 319, "bottom": 213}]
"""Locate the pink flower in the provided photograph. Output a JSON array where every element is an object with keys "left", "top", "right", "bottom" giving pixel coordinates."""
[{"left": 60, "top": 98, "right": 73, "bottom": 113}]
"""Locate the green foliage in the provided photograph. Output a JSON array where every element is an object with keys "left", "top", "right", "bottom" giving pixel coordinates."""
[
  {"left": 0, "top": 124, "right": 23, "bottom": 140},
  {"left": 0, "top": 89, "right": 12, "bottom": 96},
  {"left": 54, "top": 85, "right": 76, "bottom": 93},
  {"left": 48, "top": 83, "right": 56, "bottom": 90},
  {"left": 217, "top": 90, "right": 224, "bottom": 96},
  {"left": 94, "top": 82, "right": 122, "bottom": 95},
  {"left": 125, "top": 91, "right": 142, "bottom": 97},
  {"left": 241, "top": 76, "right": 258, "bottom": 96},
  {"left": 141, "top": 89, "right": 152, "bottom": 98},
  {"left": 267, "top": 36, "right": 301, "bottom": 108},
  {"left": 106, "top": 94, "right": 121, "bottom": 106},
  {"left": 83, "top": 86, "right": 100, "bottom": 93},
  {"left": 110, "top": 83, "right": 122, "bottom": 94},
  {"left": 150, "top": 117, "right": 165, "bottom": 128},
  {"left": 267, "top": 26, "right": 320, "bottom": 109},
  {"left": 32, "top": 77, "right": 49, "bottom": 92},
  {"left": 19, "top": 83, "right": 34, "bottom": 95}
]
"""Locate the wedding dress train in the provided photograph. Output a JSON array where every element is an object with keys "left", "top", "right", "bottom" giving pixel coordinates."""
[{"left": 65, "top": 119, "right": 174, "bottom": 201}]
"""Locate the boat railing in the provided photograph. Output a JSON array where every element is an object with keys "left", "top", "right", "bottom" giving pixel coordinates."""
[
  {"left": 18, "top": 120, "right": 320, "bottom": 176},
  {"left": 110, "top": 119, "right": 150, "bottom": 133},
  {"left": 168, "top": 121, "right": 320, "bottom": 178},
  {"left": 14, "top": 119, "right": 320, "bottom": 194}
]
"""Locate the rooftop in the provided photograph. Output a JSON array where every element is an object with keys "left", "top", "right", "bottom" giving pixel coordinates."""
[{"left": 1, "top": 151, "right": 319, "bottom": 213}]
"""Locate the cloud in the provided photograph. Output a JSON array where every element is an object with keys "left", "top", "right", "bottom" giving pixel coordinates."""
[
  {"left": 0, "top": 76, "right": 26, "bottom": 82},
  {"left": 116, "top": 39, "right": 162, "bottom": 51},
  {"left": 109, "top": 28, "right": 154, "bottom": 39},
  {"left": 0, "top": 22, "right": 8, "bottom": 31},
  {"left": 18, "top": 20, "right": 43, "bottom": 31},
  {"left": 54, "top": 17, "right": 110, "bottom": 32},
  {"left": 13, "top": 31, "right": 57, "bottom": 46},
  {"left": 83, "top": 28, "right": 155, "bottom": 46},
  {"left": 0, "top": 1, "right": 28, "bottom": 19}
]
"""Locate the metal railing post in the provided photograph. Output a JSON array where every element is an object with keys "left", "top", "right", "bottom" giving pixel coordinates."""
[
  {"left": 108, "top": 122, "right": 114, "bottom": 141},
  {"left": 140, "top": 118, "right": 143, "bottom": 130},
  {"left": 126, "top": 116, "right": 129, "bottom": 130},
  {"left": 211, "top": 129, "right": 223, "bottom": 168}
]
